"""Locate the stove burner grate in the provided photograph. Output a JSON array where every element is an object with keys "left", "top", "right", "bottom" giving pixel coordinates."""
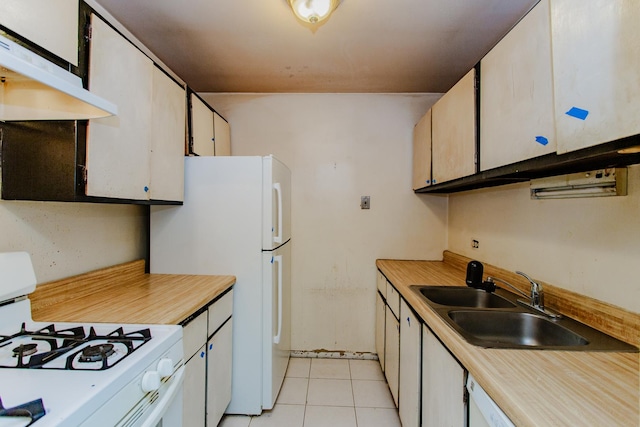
[{"left": 0, "top": 324, "right": 152, "bottom": 370}]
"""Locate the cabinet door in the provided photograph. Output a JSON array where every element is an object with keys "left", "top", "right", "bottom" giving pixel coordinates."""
[
  {"left": 385, "top": 306, "right": 400, "bottom": 407},
  {"left": 399, "top": 299, "right": 421, "bottom": 427},
  {"left": 375, "top": 292, "right": 385, "bottom": 372},
  {"left": 183, "top": 345, "right": 206, "bottom": 427},
  {"left": 422, "top": 325, "right": 466, "bottom": 426},
  {"left": 432, "top": 69, "right": 477, "bottom": 184},
  {"left": 480, "top": 0, "right": 556, "bottom": 170},
  {"left": 412, "top": 109, "right": 432, "bottom": 190},
  {"left": 149, "top": 67, "right": 186, "bottom": 202},
  {"left": 213, "top": 111, "right": 231, "bottom": 156},
  {"left": 0, "top": 0, "right": 78, "bottom": 65},
  {"left": 87, "top": 14, "right": 153, "bottom": 200},
  {"left": 191, "top": 94, "right": 215, "bottom": 156},
  {"left": 376, "top": 270, "right": 387, "bottom": 296},
  {"left": 552, "top": 0, "right": 640, "bottom": 153},
  {"left": 207, "top": 319, "right": 233, "bottom": 426}
]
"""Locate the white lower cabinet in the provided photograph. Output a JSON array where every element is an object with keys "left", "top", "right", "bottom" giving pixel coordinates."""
[
  {"left": 422, "top": 325, "right": 467, "bottom": 426},
  {"left": 181, "top": 289, "right": 233, "bottom": 426},
  {"left": 183, "top": 344, "right": 207, "bottom": 427},
  {"left": 385, "top": 305, "right": 400, "bottom": 407},
  {"left": 375, "top": 292, "right": 386, "bottom": 372},
  {"left": 207, "top": 319, "right": 233, "bottom": 426},
  {"left": 376, "top": 270, "right": 467, "bottom": 425},
  {"left": 399, "top": 299, "right": 421, "bottom": 427},
  {"left": 182, "top": 311, "right": 208, "bottom": 426}
]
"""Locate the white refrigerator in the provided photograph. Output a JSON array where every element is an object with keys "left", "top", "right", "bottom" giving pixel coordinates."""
[{"left": 150, "top": 155, "right": 291, "bottom": 415}]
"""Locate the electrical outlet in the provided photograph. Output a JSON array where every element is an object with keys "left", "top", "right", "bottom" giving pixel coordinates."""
[
  {"left": 360, "top": 196, "right": 370, "bottom": 209},
  {"left": 471, "top": 239, "right": 479, "bottom": 249}
]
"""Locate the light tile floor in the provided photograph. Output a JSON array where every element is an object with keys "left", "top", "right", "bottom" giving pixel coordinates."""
[{"left": 219, "top": 358, "right": 401, "bottom": 427}]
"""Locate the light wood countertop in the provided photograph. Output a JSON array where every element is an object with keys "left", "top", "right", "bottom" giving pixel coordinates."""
[
  {"left": 377, "top": 252, "right": 639, "bottom": 427},
  {"left": 29, "top": 260, "right": 235, "bottom": 325}
]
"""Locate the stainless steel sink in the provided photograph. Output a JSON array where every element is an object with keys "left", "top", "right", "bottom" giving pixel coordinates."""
[
  {"left": 417, "top": 286, "right": 516, "bottom": 309},
  {"left": 410, "top": 285, "right": 638, "bottom": 352},
  {"left": 448, "top": 310, "right": 588, "bottom": 348}
]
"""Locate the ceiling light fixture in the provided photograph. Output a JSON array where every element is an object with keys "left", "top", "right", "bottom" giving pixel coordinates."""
[{"left": 289, "top": 0, "right": 340, "bottom": 25}]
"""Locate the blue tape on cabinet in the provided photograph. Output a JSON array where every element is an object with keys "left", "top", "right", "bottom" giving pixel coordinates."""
[
  {"left": 535, "top": 136, "right": 549, "bottom": 146},
  {"left": 565, "top": 107, "right": 589, "bottom": 120}
]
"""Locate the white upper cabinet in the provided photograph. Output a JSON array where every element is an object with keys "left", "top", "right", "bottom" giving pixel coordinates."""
[
  {"left": 214, "top": 111, "right": 231, "bottom": 156},
  {"left": 480, "top": 0, "right": 556, "bottom": 170},
  {"left": 551, "top": 0, "right": 640, "bottom": 153},
  {"left": 87, "top": 14, "right": 185, "bottom": 202},
  {"left": 150, "top": 67, "right": 186, "bottom": 202},
  {"left": 191, "top": 95, "right": 231, "bottom": 157},
  {"left": 412, "top": 109, "right": 432, "bottom": 190},
  {"left": 0, "top": 0, "right": 78, "bottom": 65},
  {"left": 432, "top": 69, "right": 477, "bottom": 184},
  {"left": 87, "top": 14, "right": 153, "bottom": 200},
  {"left": 191, "top": 94, "right": 215, "bottom": 156}
]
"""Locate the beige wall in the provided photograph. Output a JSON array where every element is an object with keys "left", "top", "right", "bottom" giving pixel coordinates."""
[
  {"left": 0, "top": 200, "right": 147, "bottom": 284},
  {"left": 448, "top": 165, "right": 640, "bottom": 314},
  {"left": 202, "top": 93, "right": 448, "bottom": 353}
]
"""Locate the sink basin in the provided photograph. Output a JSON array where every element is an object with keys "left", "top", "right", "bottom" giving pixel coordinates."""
[
  {"left": 448, "top": 310, "right": 589, "bottom": 348},
  {"left": 410, "top": 284, "right": 637, "bottom": 351},
  {"left": 416, "top": 286, "right": 516, "bottom": 308}
]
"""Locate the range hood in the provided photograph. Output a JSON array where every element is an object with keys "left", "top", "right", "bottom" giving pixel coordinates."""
[{"left": 0, "top": 33, "right": 117, "bottom": 121}]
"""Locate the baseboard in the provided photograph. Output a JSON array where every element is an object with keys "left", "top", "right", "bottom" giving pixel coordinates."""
[{"left": 291, "top": 350, "right": 379, "bottom": 360}]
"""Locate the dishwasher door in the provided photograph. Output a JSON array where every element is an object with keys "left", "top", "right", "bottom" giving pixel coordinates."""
[{"left": 466, "top": 374, "right": 515, "bottom": 427}]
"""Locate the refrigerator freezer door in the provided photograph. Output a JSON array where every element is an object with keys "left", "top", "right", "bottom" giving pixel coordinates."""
[
  {"left": 263, "top": 156, "right": 292, "bottom": 250},
  {"left": 262, "top": 242, "right": 291, "bottom": 410}
]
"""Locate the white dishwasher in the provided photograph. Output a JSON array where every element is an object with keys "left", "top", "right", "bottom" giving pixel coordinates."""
[{"left": 466, "top": 374, "right": 515, "bottom": 427}]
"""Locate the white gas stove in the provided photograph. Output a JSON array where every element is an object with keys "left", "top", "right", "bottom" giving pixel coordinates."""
[{"left": 0, "top": 253, "right": 184, "bottom": 427}]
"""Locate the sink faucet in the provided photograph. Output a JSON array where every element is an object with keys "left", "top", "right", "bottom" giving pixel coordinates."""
[
  {"left": 485, "top": 272, "right": 561, "bottom": 319},
  {"left": 516, "top": 271, "right": 543, "bottom": 309}
]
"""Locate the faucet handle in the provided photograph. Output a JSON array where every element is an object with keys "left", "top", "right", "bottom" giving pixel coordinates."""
[{"left": 516, "top": 271, "right": 543, "bottom": 308}]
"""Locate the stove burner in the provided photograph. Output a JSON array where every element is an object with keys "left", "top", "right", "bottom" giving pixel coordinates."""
[
  {"left": 79, "top": 344, "right": 115, "bottom": 363},
  {"left": 12, "top": 343, "right": 37, "bottom": 357},
  {"left": 1, "top": 324, "right": 152, "bottom": 370}
]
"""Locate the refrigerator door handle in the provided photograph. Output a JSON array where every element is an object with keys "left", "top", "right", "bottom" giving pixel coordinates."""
[
  {"left": 273, "top": 254, "right": 283, "bottom": 344},
  {"left": 273, "top": 183, "right": 283, "bottom": 244}
]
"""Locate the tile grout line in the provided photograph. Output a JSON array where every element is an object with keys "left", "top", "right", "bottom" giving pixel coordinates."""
[
  {"left": 302, "top": 359, "right": 310, "bottom": 427},
  {"left": 350, "top": 360, "right": 360, "bottom": 427}
]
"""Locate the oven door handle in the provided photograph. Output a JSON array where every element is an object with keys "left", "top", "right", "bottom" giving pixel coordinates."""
[{"left": 140, "top": 364, "right": 185, "bottom": 427}]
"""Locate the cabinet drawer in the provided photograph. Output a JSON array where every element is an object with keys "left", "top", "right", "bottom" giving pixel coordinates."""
[
  {"left": 386, "top": 282, "right": 400, "bottom": 319},
  {"left": 208, "top": 289, "right": 233, "bottom": 336},
  {"left": 377, "top": 270, "right": 387, "bottom": 297},
  {"left": 183, "top": 311, "right": 207, "bottom": 360}
]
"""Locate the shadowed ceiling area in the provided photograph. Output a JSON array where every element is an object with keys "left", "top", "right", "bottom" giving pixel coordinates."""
[{"left": 93, "top": 0, "right": 538, "bottom": 93}]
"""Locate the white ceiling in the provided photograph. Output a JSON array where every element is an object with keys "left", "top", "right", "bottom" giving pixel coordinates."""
[{"left": 93, "top": 0, "right": 538, "bottom": 93}]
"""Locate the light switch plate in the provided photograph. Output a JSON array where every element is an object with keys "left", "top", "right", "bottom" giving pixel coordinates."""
[{"left": 361, "top": 196, "right": 370, "bottom": 209}]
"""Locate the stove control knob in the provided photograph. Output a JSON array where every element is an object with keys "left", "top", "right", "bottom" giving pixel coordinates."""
[
  {"left": 157, "top": 358, "right": 174, "bottom": 377},
  {"left": 141, "top": 371, "right": 161, "bottom": 392}
]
